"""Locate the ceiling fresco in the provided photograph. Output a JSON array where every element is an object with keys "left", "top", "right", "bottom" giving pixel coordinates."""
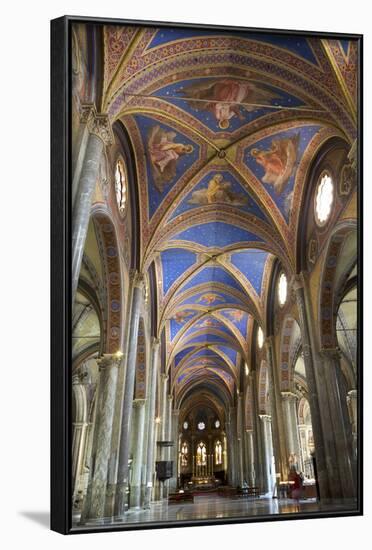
[{"left": 100, "top": 25, "right": 357, "bottom": 408}]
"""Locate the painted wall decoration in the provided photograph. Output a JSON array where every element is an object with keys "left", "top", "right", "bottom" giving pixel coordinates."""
[
  {"left": 148, "top": 125, "right": 194, "bottom": 192},
  {"left": 245, "top": 125, "right": 322, "bottom": 221}
]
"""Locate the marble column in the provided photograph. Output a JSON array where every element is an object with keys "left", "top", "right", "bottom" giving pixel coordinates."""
[
  {"left": 321, "top": 349, "right": 356, "bottom": 499},
  {"left": 347, "top": 389, "right": 358, "bottom": 460},
  {"left": 71, "top": 376, "right": 89, "bottom": 505},
  {"left": 130, "top": 399, "right": 146, "bottom": 508},
  {"left": 250, "top": 372, "right": 265, "bottom": 491},
  {"left": 260, "top": 415, "right": 274, "bottom": 493},
  {"left": 245, "top": 429, "right": 255, "bottom": 486},
  {"left": 144, "top": 339, "right": 160, "bottom": 507},
  {"left": 281, "top": 391, "right": 301, "bottom": 471},
  {"left": 115, "top": 274, "right": 144, "bottom": 518},
  {"left": 170, "top": 409, "right": 180, "bottom": 491},
  {"left": 72, "top": 420, "right": 89, "bottom": 505},
  {"left": 72, "top": 104, "right": 114, "bottom": 301},
  {"left": 158, "top": 374, "right": 169, "bottom": 500},
  {"left": 237, "top": 393, "right": 245, "bottom": 486},
  {"left": 80, "top": 354, "right": 120, "bottom": 524},
  {"left": 293, "top": 276, "right": 332, "bottom": 499},
  {"left": 227, "top": 407, "right": 238, "bottom": 486},
  {"left": 265, "top": 338, "right": 288, "bottom": 481}
]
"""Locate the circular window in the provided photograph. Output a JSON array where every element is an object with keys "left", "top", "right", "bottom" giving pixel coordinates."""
[
  {"left": 315, "top": 171, "right": 334, "bottom": 226},
  {"left": 214, "top": 420, "right": 220, "bottom": 429},
  {"left": 183, "top": 421, "right": 188, "bottom": 430},
  {"left": 278, "top": 273, "right": 288, "bottom": 306},
  {"left": 115, "top": 159, "right": 127, "bottom": 216},
  {"left": 198, "top": 421, "right": 205, "bottom": 431},
  {"left": 257, "top": 326, "right": 264, "bottom": 349}
]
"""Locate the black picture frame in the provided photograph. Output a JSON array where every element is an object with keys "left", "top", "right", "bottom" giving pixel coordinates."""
[{"left": 51, "top": 15, "right": 363, "bottom": 535}]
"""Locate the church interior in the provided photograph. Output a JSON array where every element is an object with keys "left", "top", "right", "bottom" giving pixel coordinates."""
[{"left": 70, "top": 22, "right": 359, "bottom": 528}]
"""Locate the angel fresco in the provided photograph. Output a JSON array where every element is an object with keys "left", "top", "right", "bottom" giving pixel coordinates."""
[
  {"left": 172, "top": 310, "right": 194, "bottom": 324},
  {"left": 148, "top": 125, "right": 194, "bottom": 192},
  {"left": 250, "top": 134, "right": 300, "bottom": 195},
  {"left": 179, "top": 79, "right": 279, "bottom": 129},
  {"left": 226, "top": 310, "right": 244, "bottom": 322},
  {"left": 196, "top": 293, "right": 226, "bottom": 305},
  {"left": 188, "top": 174, "right": 248, "bottom": 206},
  {"left": 196, "top": 319, "right": 220, "bottom": 328}
]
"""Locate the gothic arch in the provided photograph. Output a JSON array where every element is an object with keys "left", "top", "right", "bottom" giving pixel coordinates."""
[
  {"left": 91, "top": 210, "right": 124, "bottom": 354},
  {"left": 318, "top": 221, "right": 357, "bottom": 350}
]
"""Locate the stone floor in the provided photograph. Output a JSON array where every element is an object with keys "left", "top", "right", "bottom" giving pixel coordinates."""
[{"left": 73, "top": 494, "right": 357, "bottom": 530}]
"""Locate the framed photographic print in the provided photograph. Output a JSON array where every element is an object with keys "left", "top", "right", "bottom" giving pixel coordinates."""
[{"left": 51, "top": 15, "right": 363, "bottom": 534}]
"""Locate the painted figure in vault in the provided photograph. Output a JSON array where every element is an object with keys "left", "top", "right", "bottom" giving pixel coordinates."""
[
  {"left": 180, "top": 79, "right": 279, "bottom": 129},
  {"left": 226, "top": 310, "right": 244, "bottom": 322},
  {"left": 172, "top": 310, "right": 194, "bottom": 324},
  {"left": 148, "top": 125, "right": 194, "bottom": 192},
  {"left": 250, "top": 134, "right": 300, "bottom": 195},
  {"left": 196, "top": 319, "right": 220, "bottom": 328},
  {"left": 188, "top": 174, "right": 248, "bottom": 206},
  {"left": 196, "top": 293, "right": 225, "bottom": 305}
]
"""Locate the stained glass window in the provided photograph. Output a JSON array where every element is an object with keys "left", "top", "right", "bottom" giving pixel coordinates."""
[
  {"left": 257, "top": 326, "right": 264, "bottom": 349},
  {"left": 196, "top": 442, "right": 207, "bottom": 466},
  {"left": 197, "top": 421, "right": 205, "bottom": 431},
  {"left": 181, "top": 442, "right": 188, "bottom": 467},
  {"left": 278, "top": 273, "right": 288, "bottom": 306},
  {"left": 215, "top": 440, "right": 222, "bottom": 465},
  {"left": 315, "top": 171, "right": 334, "bottom": 225},
  {"left": 115, "top": 159, "right": 127, "bottom": 216}
]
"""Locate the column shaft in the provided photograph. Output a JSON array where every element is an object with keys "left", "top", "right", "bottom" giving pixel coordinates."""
[
  {"left": 80, "top": 355, "right": 119, "bottom": 523},
  {"left": 130, "top": 399, "right": 146, "bottom": 508},
  {"left": 260, "top": 415, "right": 274, "bottom": 493},
  {"left": 322, "top": 350, "right": 356, "bottom": 499},
  {"left": 281, "top": 392, "right": 301, "bottom": 471},
  {"left": 115, "top": 279, "right": 143, "bottom": 517},
  {"left": 144, "top": 339, "right": 160, "bottom": 507},
  {"left": 294, "top": 278, "right": 332, "bottom": 499},
  {"left": 265, "top": 339, "right": 288, "bottom": 480}
]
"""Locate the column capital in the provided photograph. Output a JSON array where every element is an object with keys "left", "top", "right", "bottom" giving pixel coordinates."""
[
  {"left": 281, "top": 391, "right": 298, "bottom": 402},
  {"left": 264, "top": 335, "right": 275, "bottom": 349},
  {"left": 259, "top": 414, "right": 272, "bottom": 421},
  {"left": 160, "top": 373, "right": 169, "bottom": 381},
  {"left": 167, "top": 394, "right": 173, "bottom": 402},
  {"left": 151, "top": 337, "right": 160, "bottom": 348},
  {"left": 320, "top": 347, "right": 342, "bottom": 360},
  {"left": 96, "top": 353, "right": 122, "bottom": 370},
  {"left": 291, "top": 273, "right": 306, "bottom": 293},
  {"left": 80, "top": 103, "right": 114, "bottom": 146},
  {"left": 347, "top": 389, "right": 357, "bottom": 400},
  {"left": 132, "top": 398, "right": 146, "bottom": 408}
]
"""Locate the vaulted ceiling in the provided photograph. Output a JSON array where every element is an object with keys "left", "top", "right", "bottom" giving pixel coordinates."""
[{"left": 101, "top": 25, "right": 357, "bottom": 411}]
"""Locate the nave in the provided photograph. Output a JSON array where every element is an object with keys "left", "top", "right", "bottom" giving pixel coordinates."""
[{"left": 70, "top": 22, "right": 359, "bottom": 528}]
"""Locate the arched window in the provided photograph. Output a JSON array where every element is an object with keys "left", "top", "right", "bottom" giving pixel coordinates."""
[
  {"left": 315, "top": 171, "right": 334, "bottom": 226},
  {"left": 196, "top": 442, "right": 207, "bottom": 466},
  {"left": 278, "top": 272, "right": 288, "bottom": 306},
  {"left": 257, "top": 326, "right": 264, "bottom": 349},
  {"left": 114, "top": 158, "right": 127, "bottom": 216},
  {"left": 215, "top": 440, "right": 222, "bottom": 465},
  {"left": 181, "top": 442, "right": 188, "bottom": 467}
]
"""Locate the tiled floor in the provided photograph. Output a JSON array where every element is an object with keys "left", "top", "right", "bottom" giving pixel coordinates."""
[{"left": 73, "top": 494, "right": 356, "bottom": 530}]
